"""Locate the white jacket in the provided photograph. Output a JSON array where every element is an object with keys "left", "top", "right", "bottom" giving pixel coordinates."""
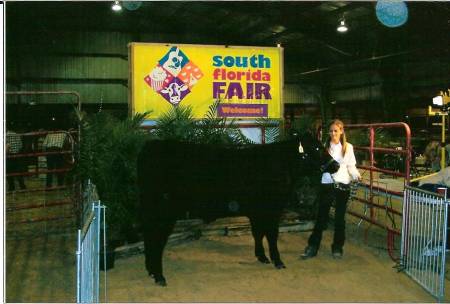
[{"left": 321, "top": 142, "right": 361, "bottom": 185}]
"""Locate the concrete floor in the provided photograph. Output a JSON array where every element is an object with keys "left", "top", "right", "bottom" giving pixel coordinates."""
[{"left": 5, "top": 221, "right": 447, "bottom": 303}]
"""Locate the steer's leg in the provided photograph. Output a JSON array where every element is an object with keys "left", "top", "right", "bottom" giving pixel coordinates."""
[
  {"left": 143, "top": 228, "right": 154, "bottom": 276},
  {"left": 142, "top": 213, "right": 175, "bottom": 287},
  {"left": 249, "top": 217, "right": 270, "bottom": 264},
  {"left": 149, "top": 219, "right": 175, "bottom": 286},
  {"left": 267, "top": 216, "right": 285, "bottom": 269},
  {"left": 143, "top": 221, "right": 162, "bottom": 282}
]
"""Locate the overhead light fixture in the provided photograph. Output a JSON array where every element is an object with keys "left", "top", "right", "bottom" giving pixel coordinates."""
[
  {"left": 337, "top": 19, "right": 348, "bottom": 33},
  {"left": 276, "top": 42, "right": 281, "bottom": 48},
  {"left": 433, "top": 95, "right": 444, "bottom": 107},
  {"left": 112, "top": 1, "right": 122, "bottom": 12},
  {"left": 429, "top": 90, "right": 450, "bottom": 115}
]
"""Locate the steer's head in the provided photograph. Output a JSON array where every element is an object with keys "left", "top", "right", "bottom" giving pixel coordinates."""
[
  {"left": 292, "top": 129, "right": 339, "bottom": 175},
  {"left": 292, "top": 129, "right": 321, "bottom": 161}
]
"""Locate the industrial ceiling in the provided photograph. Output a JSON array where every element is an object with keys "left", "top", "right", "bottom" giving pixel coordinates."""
[{"left": 5, "top": 1, "right": 450, "bottom": 112}]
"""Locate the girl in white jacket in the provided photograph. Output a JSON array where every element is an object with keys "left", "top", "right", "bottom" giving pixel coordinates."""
[{"left": 301, "top": 119, "right": 361, "bottom": 259}]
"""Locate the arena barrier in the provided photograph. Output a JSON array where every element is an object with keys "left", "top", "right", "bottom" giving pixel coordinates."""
[
  {"left": 400, "top": 186, "right": 448, "bottom": 301},
  {"left": 6, "top": 90, "right": 81, "bottom": 234},
  {"left": 5, "top": 130, "right": 78, "bottom": 236},
  {"left": 346, "top": 122, "right": 411, "bottom": 261},
  {"left": 76, "top": 181, "right": 106, "bottom": 304}
]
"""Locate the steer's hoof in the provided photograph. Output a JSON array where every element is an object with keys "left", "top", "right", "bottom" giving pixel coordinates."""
[
  {"left": 150, "top": 273, "right": 167, "bottom": 286},
  {"left": 257, "top": 255, "right": 270, "bottom": 264},
  {"left": 155, "top": 278, "right": 167, "bottom": 287},
  {"left": 274, "top": 262, "right": 286, "bottom": 269}
]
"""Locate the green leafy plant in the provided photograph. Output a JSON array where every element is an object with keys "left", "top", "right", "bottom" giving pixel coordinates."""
[
  {"left": 153, "top": 105, "right": 197, "bottom": 141},
  {"left": 74, "top": 111, "right": 149, "bottom": 243},
  {"left": 255, "top": 117, "right": 285, "bottom": 144},
  {"left": 197, "top": 100, "right": 255, "bottom": 145},
  {"left": 154, "top": 100, "right": 252, "bottom": 145}
]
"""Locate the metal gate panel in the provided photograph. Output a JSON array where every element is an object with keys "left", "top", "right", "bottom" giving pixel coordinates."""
[
  {"left": 401, "top": 186, "right": 448, "bottom": 301},
  {"left": 76, "top": 181, "right": 106, "bottom": 304}
]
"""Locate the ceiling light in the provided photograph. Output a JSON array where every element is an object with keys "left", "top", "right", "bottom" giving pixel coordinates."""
[
  {"left": 433, "top": 95, "right": 444, "bottom": 107},
  {"left": 276, "top": 42, "right": 281, "bottom": 48},
  {"left": 112, "top": 1, "right": 122, "bottom": 12},
  {"left": 337, "top": 19, "right": 348, "bottom": 33}
]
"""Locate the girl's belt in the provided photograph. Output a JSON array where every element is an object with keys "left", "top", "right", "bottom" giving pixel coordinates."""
[{"left": 333, "top": 182, "right": 350, "bottom": 191}]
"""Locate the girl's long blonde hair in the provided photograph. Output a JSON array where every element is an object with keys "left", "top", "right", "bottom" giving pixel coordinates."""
[{"left": 325, "top": 119, "right": 347, "bottom": 157}]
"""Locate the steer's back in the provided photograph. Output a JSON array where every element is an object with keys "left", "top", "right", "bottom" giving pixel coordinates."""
[{"left": 137, "top": 139, "right": 299, "bottom": 218}]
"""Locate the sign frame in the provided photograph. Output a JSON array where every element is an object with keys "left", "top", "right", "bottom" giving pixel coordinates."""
[{"left": 128, "top": 42, "right": 284, "bottom": 121}]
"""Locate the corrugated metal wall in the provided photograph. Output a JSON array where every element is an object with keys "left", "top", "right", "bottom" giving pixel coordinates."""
[
  {"left": 7, "top": 31, "right": 130, "bottom": 104},
  {"left": 329, "top": 71, "right": 382, "bottom": 103},
  {"left": 284, "top": 84, "right": 320, "bottom": 104}
]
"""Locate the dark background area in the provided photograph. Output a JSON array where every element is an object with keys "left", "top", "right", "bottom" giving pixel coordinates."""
[{"left": 5, "top": 1, "right": 450, "bottom": 137}]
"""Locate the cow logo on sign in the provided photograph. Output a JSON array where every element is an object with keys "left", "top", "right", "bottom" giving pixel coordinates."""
[{"left": 144, "top": 46, "right": 204, "bottom": 105}]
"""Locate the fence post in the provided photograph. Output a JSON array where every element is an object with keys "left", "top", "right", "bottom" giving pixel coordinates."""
[{"left": 76, "top": 229, "right": 82, "bottom": 303}]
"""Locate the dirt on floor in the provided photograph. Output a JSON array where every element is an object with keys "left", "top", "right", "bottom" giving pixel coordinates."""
[
  {"left": 5, "top": 233, "right": 76, "bottom": 303},
  {"left": 5, "top": 221, "right": 447, "bottom": 303}
]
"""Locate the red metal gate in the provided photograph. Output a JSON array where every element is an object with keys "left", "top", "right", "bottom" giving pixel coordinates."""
[
  {"left": 6, "top": 129, "right": 79, "bottom": 236},
  {"left": 6, "top": 91, "right": 81, "bottom": 237},
  {"left": 346, "top": 122, "right": 412, "bottom": 261}
]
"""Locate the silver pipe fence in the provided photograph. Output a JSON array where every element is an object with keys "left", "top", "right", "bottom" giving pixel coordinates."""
[
  {"left": 76, "top": 181, "right": 106, "bottom": 303},
  {"left": 401, "top": 186, "right": 448, "bottom": 302}
]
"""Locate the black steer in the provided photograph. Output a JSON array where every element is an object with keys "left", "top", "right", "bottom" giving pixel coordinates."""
[{"left": 137, "top": 132, "right": 338, "bottom": 286}]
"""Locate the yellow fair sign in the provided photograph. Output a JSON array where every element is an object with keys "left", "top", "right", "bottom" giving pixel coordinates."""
[{"left": 129, "top": 43, "right": 283, "bottom": 119}]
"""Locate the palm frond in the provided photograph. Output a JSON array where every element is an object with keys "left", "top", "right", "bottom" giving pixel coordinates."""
[
  {"left": 255, "top": 118, "right": 283, "bottom": 143},
  {"left": 74, "top": 111, "right": 149, "bottom": 241},
  {"left": 155, "top": 105, "right": 197, "bottom": 141}
]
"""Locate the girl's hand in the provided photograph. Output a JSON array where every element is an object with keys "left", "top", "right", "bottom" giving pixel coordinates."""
[{"left": 351, "top": 173, "right": 361, "bottom": 182}]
